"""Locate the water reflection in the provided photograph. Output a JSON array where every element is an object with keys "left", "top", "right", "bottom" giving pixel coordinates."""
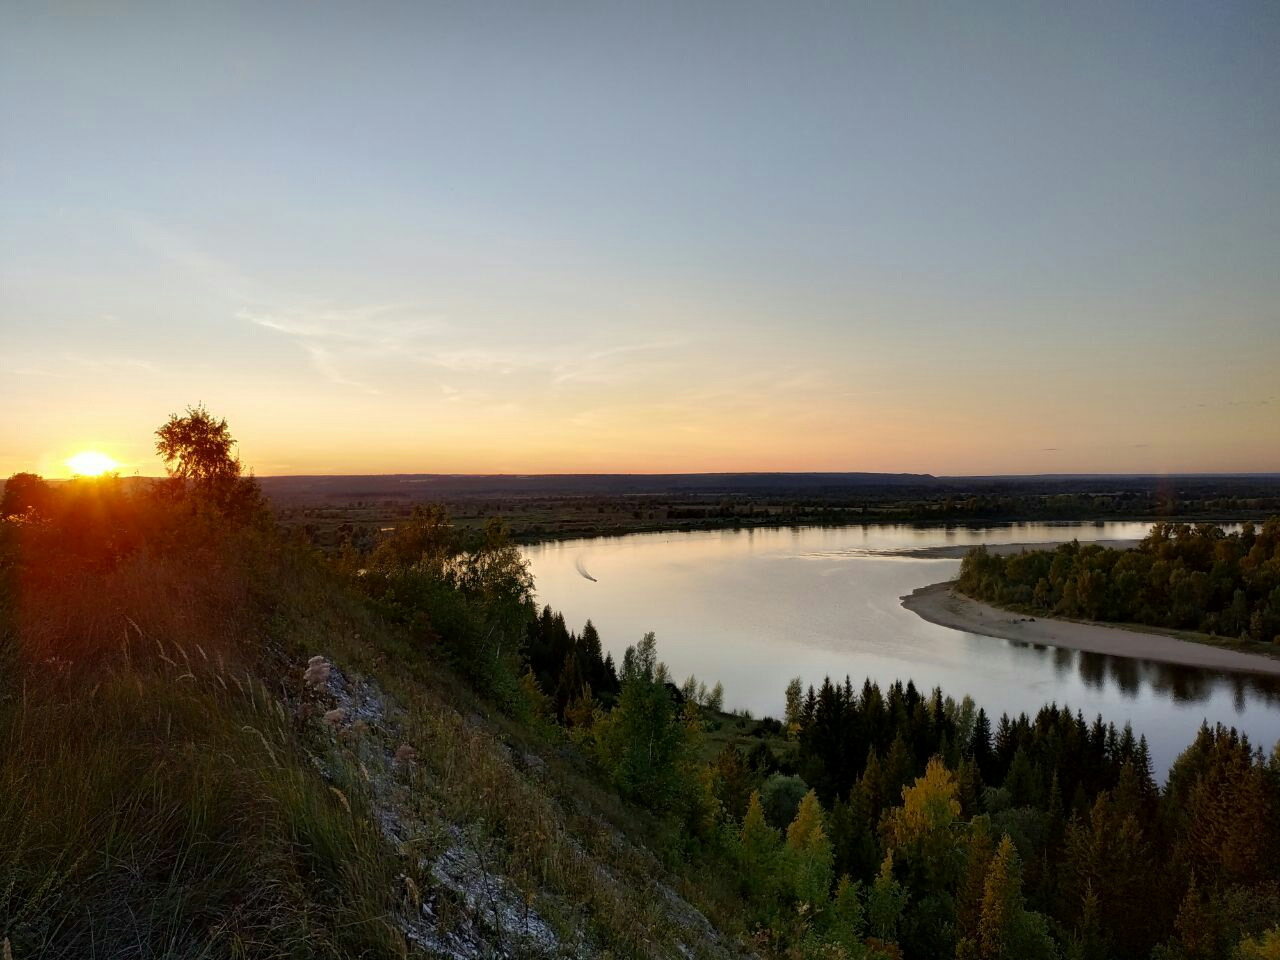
[
  {"left": 1001, "top": 638, "right": 1280, "bottom": 705},
  {"left": 523, "top": 522, "right": 1280, "bottom": 778}
]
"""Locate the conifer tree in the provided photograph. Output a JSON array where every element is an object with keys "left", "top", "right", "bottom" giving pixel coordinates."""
[
  {"left": 711, "top": 743, "right": 754, "bottom": 821},
  {"left": 739, "top": 790, "right": 780, "bottom": 897},
  {"left": 831, "top": 874, "right": 866, "bottom": 947},
  {"left": 956, "top": 816, "right": 996, "bottom": 948},
  {"left": 786, "top": 789, "right": 834, "bottom": 909},
  {"left": 881, "top": 734, "right": 916, "bottom": 804},
  {"left": 866, "top": 853, "right": 908, "bottom": 943},
  {"left": 979, "top": 835, "right": 1024, "bottom": 960},
  {"left": 1171, "top": 872, "right": 1219, "bottom": 960},
  {"left": 971, "top": 708, "right": 995, "bottom": 781}
]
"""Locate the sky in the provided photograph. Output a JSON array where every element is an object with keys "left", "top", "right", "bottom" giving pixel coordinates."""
[{"left": 2, "top": 1, "right": 1278, "bottom": 478}]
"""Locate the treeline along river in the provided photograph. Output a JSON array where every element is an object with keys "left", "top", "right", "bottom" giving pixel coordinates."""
[{"left": 522, "top": 522, "right": 1280, "bottom": 779}]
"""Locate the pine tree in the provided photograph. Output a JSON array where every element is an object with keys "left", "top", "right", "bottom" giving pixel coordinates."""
[
  {"left": 563, "top": 682, "right": 598, "bottom": 731},
  {"left": 881, "top": 734, "right": 915, "bottom": 804},
  {"left": 1172, "top": 872, "right": 1219, "bottom": 960},
  {"left": 956, "top": 816, "right": 996, "bottom": 947},
  {"left": 739, "top": 790, "right": 780, "bottom": 897},
  {"left": 581, "top": 618, "right": 605, "bottom": 687},
  {"left": 865, "top": 853, "right": 908, "bottom": 943},
  {"left": 1004, "top": 747, "right": 1043, "bottom": 807},
  {"left": 979, "top": 835, "right": 1024, "bottom": 960},
  {"left": 786, "top": 789, "right": 834, "bottom": 909},
  {"left": 974, "top": 835, "right": 1058, "bottom": 960},
  {"left": 971, "top": 708, "right": 995, "bottom": 781},
  {"left": 1068, "top": 882, "right": 1109, "bottom": 960},
  {"left": 861, "top": 748, "right": 885, "bottom": 822},
  {"left": 712, "top": 743, "right": 752, "bottom": 820},
  {"left": 1061, "top": 792, "right": 1156, "bottom": 957},
  {"left": 957, "top": 758, "right": 984, "bottom": 819},
  {"left": 830, "top": 874, "right": 866, "bottom": 949},
  {"left": 837, "top": 779, "right": 881, "bottom": 884}
]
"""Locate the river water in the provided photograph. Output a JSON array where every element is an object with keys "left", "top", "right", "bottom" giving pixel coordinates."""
[{"left": 522, "top": 522, "right": 1280, "bottom": 779}]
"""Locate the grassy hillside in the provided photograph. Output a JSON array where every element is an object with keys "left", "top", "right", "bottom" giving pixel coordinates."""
[{"left": 0, "top": 477, "right": 748, "bottom": 958}]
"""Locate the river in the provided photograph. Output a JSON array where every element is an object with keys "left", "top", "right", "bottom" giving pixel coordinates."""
[{"left": 522, "top": 521, "right": 1280, "bottom": 779}]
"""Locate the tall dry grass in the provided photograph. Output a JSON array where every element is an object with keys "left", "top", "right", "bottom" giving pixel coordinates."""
[{"left": 0, "top": 511, "right": 403, "bottom": 958}]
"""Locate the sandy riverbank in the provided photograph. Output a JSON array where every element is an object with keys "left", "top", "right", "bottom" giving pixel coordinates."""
[{"left": 902, "top": 581, "right": 1280, "bottom": 675}]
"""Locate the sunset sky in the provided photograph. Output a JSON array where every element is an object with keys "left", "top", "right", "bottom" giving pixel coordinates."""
[{"left": 2, "top": 2, "right": 1278, "bottom": 478}]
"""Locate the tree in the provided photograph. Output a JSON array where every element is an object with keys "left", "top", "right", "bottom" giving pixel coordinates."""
[
  {"left": 865, "top": 853, "right": 908, "bottom": 943},
  {"left": 154, "top": 405, "right": 263, "bottom": 519},
  {"left": 1169, "top": 872, "right": 1219, "bottom": 960},
  {"left": 1237, "top": 927, "right": 1280, "bottom": 960},
  {"left": 592, "top": 632, "right": 688, "bottom": 810},
  {"left": 1061, "top": 792, "right": 1157, "bottom": 957},
  {"left": 705, "top": 681, "right": 724, "bottom": 713},
  {"left": 956, "top": 816, "right": 997, "bottom": 949},
  {"left": 971, "top": 708, "right": 995, "bottom": 781},
  {"left": 761, "top": 773, "right": 810, "bottom": 829},
  {"left": 979, "top": 836, "right": 1024, "bottom": 959},
  {"left": 711, "top": 743, "right": 754, "bottom": 822},
  {"left": 830, "top": 874, "right": 866, "bottom": 949},
  {"left": 155, "top": 404, "right": 241, "bottom": 489},
  {"left": 978, "top": 835, "right": 1058, "bottom": 960},
  {"left": 785, "top": 789, "right": 834, "bottom": 909},
  {"left": 785, "top": 676, "right": 804, "bottom": 736},
  {"left": 1, "top": 472, "right": 50, "bottom": 520},
  {"left": 738, "top": 790, "right": 780, "bottom": 897},
  {"left": 368, "top": 503, "right": 456, "bottom": 571},
  {"left": 882, "top": 757, "right": 963, "bottom": 894}
]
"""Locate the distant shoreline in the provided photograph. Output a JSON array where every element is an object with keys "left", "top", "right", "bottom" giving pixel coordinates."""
[
  {"left": 902, "top": 581, "right": 1280, "bottom": 676},
  {"left": 878, "top": 538, "right": 1143, "bottom": 559}
]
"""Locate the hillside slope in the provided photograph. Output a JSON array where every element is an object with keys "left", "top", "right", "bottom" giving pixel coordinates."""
[{"left": 0, "top": 485, "right": 745, "bottom": 959}]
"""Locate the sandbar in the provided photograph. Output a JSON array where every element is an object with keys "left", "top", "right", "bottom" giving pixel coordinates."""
[{"left": 902, "top": 580, "right": 1280, "bottom": 675}]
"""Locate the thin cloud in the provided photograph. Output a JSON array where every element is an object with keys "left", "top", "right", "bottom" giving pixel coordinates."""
[
  {"left": 4, "top": 354, "right": 160, "bottom": 379},
  {"left": 128, "top": 217, "right": 256, "bottom": 300},
  {"left": 550, "top": 338, "right": 691, "bottom": 386},
  {"left": 64, "top": 354, "right": 159, "bottom": 374},
  {"left": 240, "top": 305, "right": 444, "bottom": 391},
  {"left": 242, "top": 305, "right": 694, "bottom": 393},
  {"left": 303, "top": 343, "right": 383, "bottom": 395}
]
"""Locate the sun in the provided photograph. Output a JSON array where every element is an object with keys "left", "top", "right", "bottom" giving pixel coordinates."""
[{"left": 66, "top": 451, "right": 120, "bottom": 477}]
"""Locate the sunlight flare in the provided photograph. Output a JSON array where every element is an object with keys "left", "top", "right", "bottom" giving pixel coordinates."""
[{"left": 65, "top": 450, "right": 119, "bottom": 477}]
